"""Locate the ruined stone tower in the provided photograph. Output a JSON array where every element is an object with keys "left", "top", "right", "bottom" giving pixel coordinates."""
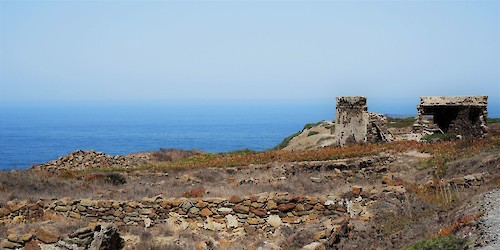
[{"left": 334, "top": 96, "right": 369, "bottom": 146}]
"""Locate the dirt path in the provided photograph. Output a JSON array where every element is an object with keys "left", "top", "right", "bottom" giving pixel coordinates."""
[{"left": 477, "top": 188, "right": 500, "bottom": 249}]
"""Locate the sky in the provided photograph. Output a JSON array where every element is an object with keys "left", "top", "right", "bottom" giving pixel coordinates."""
[{"left": 0, "top": 0, "right": 499, "bottom": 115}]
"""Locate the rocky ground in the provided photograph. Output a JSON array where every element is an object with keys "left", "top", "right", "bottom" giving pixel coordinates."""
[
  {"left": 1, "top": 121, "right": 499, "bottom": 249},
  {"left": 475, "top": 189, "right": 500, "bottom": 249}
]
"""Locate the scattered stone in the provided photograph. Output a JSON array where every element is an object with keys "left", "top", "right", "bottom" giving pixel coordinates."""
[
  {"left": 89, "top": 225, "right": 123, "bottom": 250},
  {"left": 352, "top": 186, "right": 362, "bottom": 196},
  {"left": 7, "top": 232, "right": 32, "bottom": 243},
  {"left": 267, "top": 215, "right": 282, "bottom": 227},
  {"left": 24, "top": 240, "right": 42, "bottom": 250},
  {"left": 34, "top": 226, "right": 59, "bottom": 244},
  {"left": 1, "top": 239, "right": 21, "bottom": 249}
]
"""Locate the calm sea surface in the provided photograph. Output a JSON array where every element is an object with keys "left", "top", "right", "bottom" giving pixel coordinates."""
[{"left": 0, "top": 101, "right": 333, "bottom": 170}]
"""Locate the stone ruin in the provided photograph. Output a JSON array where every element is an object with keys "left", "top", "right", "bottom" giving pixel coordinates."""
[
  {"left": 334, "top": 96, "right": 393, "bottom": 146},
  {"left": 414, "top": 96, "right": 488, "bottom": 137}
]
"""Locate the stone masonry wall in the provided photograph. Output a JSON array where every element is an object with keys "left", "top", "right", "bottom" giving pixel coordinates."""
[
  {"left": 335, "top": 96, "right": 369, "bottom": 146},
  {"left": 0, "top": 193, "right": 348, "bottom": 230},
  {"left": 415, "top": 96, "right": 488, "bottom": 136}
]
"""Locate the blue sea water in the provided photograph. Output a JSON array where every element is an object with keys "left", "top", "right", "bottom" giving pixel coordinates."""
[{"left": 0, "top": 101, "right": 334, "bottom": 170}]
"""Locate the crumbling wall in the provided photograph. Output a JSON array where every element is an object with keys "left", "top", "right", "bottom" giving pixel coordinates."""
[
  {"left": 367, "top": 113, "right": 394, "bottom": 143},
  {"left": 334, "top": 97, "right": 368, "bottom": 146},
  {"left": 334, "top": 97, "right": 394, "bottom": 146},
  {"left": 414, "top": 96, "right": 488, "bottom": 137}
]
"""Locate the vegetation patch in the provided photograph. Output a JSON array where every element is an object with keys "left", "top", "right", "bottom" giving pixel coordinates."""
[
  {"left": 402, "top": 235, "right": 467, "bottom": 250},
  {"left": 422, "top": 133, "right": 456, "bottom": 142},
  {"left": 387, "top": 116, "right": 415, "bottom": 128},
  {"left": 487, "top": 117, "right": 500, "bottom": 123},
  {"left": 273, "top": 122, "right": 323, "bottom": 150},
  {"left": 92, "top": 136, "right": 499, "bottom": 172},
  {"left": 224, "top": 148, "right": 258, "bottom": 155},
  {"left": 307, "top": 131, "right": 319, "bottom": 137},
  {"left": 151, "top": 149, "right": 201, "bottom": 162}
]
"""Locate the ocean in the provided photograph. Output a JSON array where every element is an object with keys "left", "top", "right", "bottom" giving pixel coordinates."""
[{"left": 0, "top": 101, "right": 334, "bottom": 170}]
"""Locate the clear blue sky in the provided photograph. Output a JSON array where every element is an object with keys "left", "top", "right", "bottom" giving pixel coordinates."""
[{"left": 1, "top": 0, "right": 499, "bottom": 115}]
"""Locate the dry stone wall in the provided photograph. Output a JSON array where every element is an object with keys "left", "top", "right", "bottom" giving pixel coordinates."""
[
  {"left": 1, "top": 193, "right": 347, "bottom": 227},
  {"left": 1, "top": 193, "right": 354, "bottom": 249}
]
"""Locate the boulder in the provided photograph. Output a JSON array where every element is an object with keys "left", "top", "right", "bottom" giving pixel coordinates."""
[
  {"left": 35, "top": 226, "right": 59, "bottom": 244},
  {"left": 1, "top": 239, "right": 21, "bottom": 249},
  {"left": 89, "top": 224, "right": 123, "bottom": 250}
]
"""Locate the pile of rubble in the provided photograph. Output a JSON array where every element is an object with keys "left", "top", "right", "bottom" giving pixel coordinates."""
[
  {"left": 32, "top": 150, "right": 132, "bottom": 171},
  {"left": 367, "top": 112, "right": 395, "bottom": 143},
  {"left": 2, "top": 223, "right": 122, "bottom": 250}
]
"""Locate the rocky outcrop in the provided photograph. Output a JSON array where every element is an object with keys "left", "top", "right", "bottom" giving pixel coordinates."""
[{"left": 31, "top": 150, "right": 131, "bottom": 171}]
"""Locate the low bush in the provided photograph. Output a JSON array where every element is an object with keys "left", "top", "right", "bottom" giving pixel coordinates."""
[
  {"left": 422, "top": 133, "right": 456, "bottom": 142},
  {"left": 83, "top": 172, "right": 126, "bottom": 185},
  {"left": 307, "top": 131, "right": 319, "bottom": 137},
  {"left": 273, "top": 131, "right": 302, "bottom": 150},
  {"left": 151, "top": 149, "right": 201, "bottom": 162},
  {"left": 387, "top": 116, "right": 415, "bottom": 128},
  {"left": 402, "top": 235, "right": 467, "bottom": 250},
  {"left": 273, "top": 121, "right": 323, "bottom": 150},
  {"left": 224, "top": 148, "right": 258, "bottom": 155},
  {"left": 105, "top": 173, "right": 126, "bottom": 185}
]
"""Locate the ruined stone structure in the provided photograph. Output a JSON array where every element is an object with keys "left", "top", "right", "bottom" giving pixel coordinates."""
[
  {"left": 414, "top": 96, "right": 488, "bottom": 137},
  {"left": 335, "top": 96, "right": 369, "bottom": 146},
  {"left": 334, "top": 96, "right": 394, "bottom": 146}
]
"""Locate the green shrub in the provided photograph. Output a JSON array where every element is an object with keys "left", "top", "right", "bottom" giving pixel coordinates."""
[
  {"left": 303, "top": 121, "right": 322, "bottom": 130},
  {"left": 273, "top": 131, "right": 302, "bottom": 150},
  {"left": 307, "top": 131, "right": 319, "bottom": 137},
  {"left": 402, "top": 236, "right": 467, "bottom": 250},
  {"left": 387, "top": 116, "right": 415, "bottom": 128},
  {"left": 422, "top": 133, "right": 456, "bottom": 142},
  {"left": 105, "top": 173, "right": 126, "bottom": 185},
  {"left": 226, "top": 148, "right": 258, "bottom": 155},
  {"left": 487, "top": 117, "right": 500, "bottom": 123},
  {"left": 273, "top": 121, "right": 322, "bottom": 150}
]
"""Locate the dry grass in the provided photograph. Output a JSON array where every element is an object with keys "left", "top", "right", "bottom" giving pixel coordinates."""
[
  {"left": 96, "top": 136, "right": 500, "bottom": 172},
  {"left": 151, "top": 149, "right": 202, "bottom": 162},
  {"left": 1, "top": 137, "right": 497, "bottom": 204}
]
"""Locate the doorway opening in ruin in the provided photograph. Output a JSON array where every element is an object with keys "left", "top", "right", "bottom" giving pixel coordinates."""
[{"left": 421, "top": 106, "right": 483, "bottom": 135}]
